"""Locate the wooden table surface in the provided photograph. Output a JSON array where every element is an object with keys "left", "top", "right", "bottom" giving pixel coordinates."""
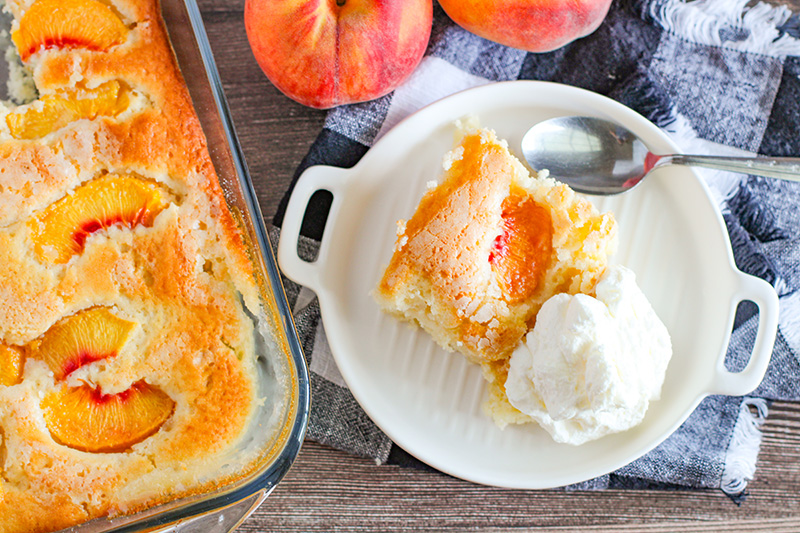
[{"left": 196, "top": 1, "right": 800, "bottom": 530}]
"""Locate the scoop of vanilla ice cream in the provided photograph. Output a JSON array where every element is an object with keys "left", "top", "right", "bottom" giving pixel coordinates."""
[{"left": 505, "top": 265, "right": 672, "bottom": 445}]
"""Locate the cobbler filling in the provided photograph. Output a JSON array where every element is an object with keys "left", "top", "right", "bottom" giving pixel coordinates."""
[{"left": 489, "top": 188, "right": 553, "bottom": 303}]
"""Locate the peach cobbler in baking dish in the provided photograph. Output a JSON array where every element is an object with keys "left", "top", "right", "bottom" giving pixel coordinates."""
[{"left": 0, "top": 1, "right": 276, "bottom": 531}]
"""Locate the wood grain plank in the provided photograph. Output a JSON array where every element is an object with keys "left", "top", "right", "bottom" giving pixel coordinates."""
[
  {"left": 767, "top": 0, "right": 800, "bottom": 8},
  {"left": 243, "top": 403, "right": 800, "bottom": 531}
]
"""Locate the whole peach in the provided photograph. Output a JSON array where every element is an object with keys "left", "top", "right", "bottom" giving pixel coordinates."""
[
  {"left": 437, "top": 0, "right": 613, "bottom": 53},
  {"left": 244, "top": 0, "right": 433, "bottom": 109}
]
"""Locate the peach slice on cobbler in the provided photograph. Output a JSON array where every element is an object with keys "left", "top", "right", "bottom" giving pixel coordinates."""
[
  {"left": 489, "top": 186, "right": 553, "bottom": 304},
  {"left": 30, "top": 307, "right": 135, "bottom": 380},
  {"left": 0, "top": 345, "right": 25, "bottom": 386},
  {"left": 29, "top": 174, "right": 169, "bottom": 264},
  {"left": 6, "top": 80, "right": 131, "bottom": 140},
  {"left": 42, "top": 381, "right": 174, "bottom": 453},
  {"left": 12, "top": 0, "right": 129, "bottom": 61}
]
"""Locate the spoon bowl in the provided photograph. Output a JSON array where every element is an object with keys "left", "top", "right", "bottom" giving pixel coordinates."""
[{"left": 521, "top": 116, "right": 800, "bottom": 195}]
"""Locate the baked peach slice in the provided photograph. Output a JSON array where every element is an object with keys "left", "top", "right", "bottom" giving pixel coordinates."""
[
  {"left": 0, "top": 344, "right": 25, "bottom": 386},
  {"left": 31, "top": 307, "right": 135, "bottom": 380},
  {"left": 42, "top": 381, "right": 175, "bottom": 453},
  {"left": 6, "top": 80, "right": 131, "bottom": 140},
  {"left": 489, "top": 186, "right": 553, "bottom": 304},
  {"left": 12, "top": 0, "right": 129, "bottom": 62},
  {"left": 29, "top": 174, "right": 169, "bottom": 264}
]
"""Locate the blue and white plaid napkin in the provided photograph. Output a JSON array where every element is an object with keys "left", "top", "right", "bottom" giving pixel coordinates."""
[{"left": 273, "top": 0, "right": 800, "bottom": 498}]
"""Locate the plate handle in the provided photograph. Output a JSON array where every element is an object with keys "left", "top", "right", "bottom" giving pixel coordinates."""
[
  {"left": 709, "top": 273, "right": 779, "bottom": 396},
  {"left": 277, "top": 165, "right": 348, "bottom": 292}
]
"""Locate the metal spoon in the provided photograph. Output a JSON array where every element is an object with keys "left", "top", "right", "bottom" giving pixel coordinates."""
[{"left": 520, "top": 116, "right": 800, "bottom": 195}]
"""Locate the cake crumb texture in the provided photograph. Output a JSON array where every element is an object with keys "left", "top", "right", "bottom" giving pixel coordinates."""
[
  {"left": 373, "top": 121, "right": 617, "bottom": 422},
  {"left": 0, "top": 0, "right": 273, "bottom": 531}
]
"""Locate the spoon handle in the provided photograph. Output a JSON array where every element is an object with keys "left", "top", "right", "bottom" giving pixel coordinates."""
[{"left": 661, "top": 154, "right": 800, "bottom": 182}]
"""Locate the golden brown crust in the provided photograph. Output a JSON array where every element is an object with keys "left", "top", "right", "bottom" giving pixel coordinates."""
[
  {"left": 0, "top": 1, "right": 265, "bottom": 531},
  {"left": 374, "top": 124, "right": 617, "bottom": 424},
  {"left": 375, "top": 125, "right": 617, "bottom": 365},
  {"left": 2, "top": 0, "right": 253, "bottom": 278}
]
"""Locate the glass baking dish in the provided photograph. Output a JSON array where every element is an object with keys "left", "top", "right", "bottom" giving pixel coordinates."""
[{"left": 0, "top": 0, "right": 310, "bottom": 530}]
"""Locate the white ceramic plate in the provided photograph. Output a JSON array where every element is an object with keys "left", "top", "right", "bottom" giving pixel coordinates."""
[{"left": 278, "top": 81, "right": 779, "bottom": 489}]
